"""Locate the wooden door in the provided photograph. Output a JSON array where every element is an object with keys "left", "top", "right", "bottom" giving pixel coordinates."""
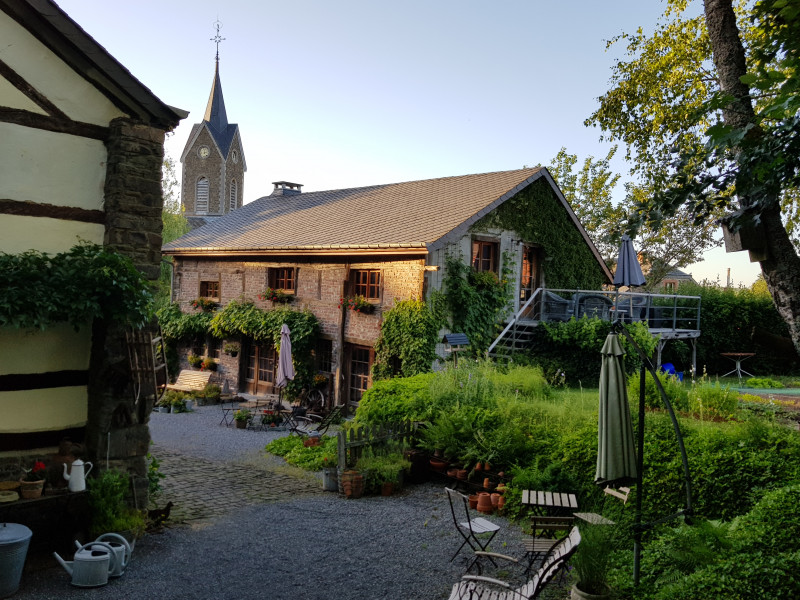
[
  {"left": 244, "top": 341, "right": 276, "bottom": 395},
  {"left": 520, "top": 245, "right": 541, "bottom": 318},
  {"left": 346, "top": 344, "right": 373, "bottom": 407}
]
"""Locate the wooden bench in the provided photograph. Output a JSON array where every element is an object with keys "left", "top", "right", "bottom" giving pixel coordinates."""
[
  {"left": 165, "top": 369, "right": 212, "bottom": 393},
  {"left": 449, "top": 526, "right": 581, "bottom": 600}
]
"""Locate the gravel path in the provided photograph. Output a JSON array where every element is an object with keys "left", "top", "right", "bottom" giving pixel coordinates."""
[{"left": 15, "top": 404, "right": 533, "bottom": 600}]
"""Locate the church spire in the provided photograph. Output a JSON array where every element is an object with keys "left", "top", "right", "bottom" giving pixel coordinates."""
[{"left": 204, "top": 20, "right": 228, "bottom": 132}]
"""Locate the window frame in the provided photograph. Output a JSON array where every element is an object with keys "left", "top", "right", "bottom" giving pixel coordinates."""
[
  {"left": 229, "top": 179, "right": 237, "bottom": 211},
  {"left": 199, "top": 279, "right": 220, "bottom": 301},
  {"left": 471, "top": 239, "right": 499, "bottom": 274},
  {"left": 196, "top": 177, "right": 209, "bottom": 214},
  {"left": 269, "top": 267, "right": 296, "bottom": 292},
  {"left": 352, "top": 269, "right": 381, "bottom": 300}
]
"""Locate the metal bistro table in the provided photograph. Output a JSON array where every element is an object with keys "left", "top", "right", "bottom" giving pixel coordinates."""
[
  {"left": 720, "top": 352, "right": 755, "bottom": 382},
  {"left": 521, "top": 490, "right": 578, "bottom": 516}
]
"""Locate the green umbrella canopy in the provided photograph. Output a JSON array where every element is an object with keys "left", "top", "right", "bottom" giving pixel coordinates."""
[{"left": 595, "top": 333, "right": 638, "bottom": 487}]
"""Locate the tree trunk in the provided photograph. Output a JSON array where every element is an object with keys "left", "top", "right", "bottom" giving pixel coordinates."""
[{"left": 704, "top": 0, "right": 800, "bottom": 356}]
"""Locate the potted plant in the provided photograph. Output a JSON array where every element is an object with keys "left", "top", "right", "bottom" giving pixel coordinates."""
[
  {"left": 338, "top": 295, "right": 376, "bottom": 314},
  {"left": 321, "top": 456, "right": 338, "bottom": 492},
  {"left": 19, "top": 460, "right": 47, "bottom": 499},
  {"left": 233, "top": 409, "right": 250, "bottom": 429},
  {"left": 570, "top": 523, "right": 615, "bottom": 599},
  {"left": 187, "top": 353, "right": 203, "bottom": 369},
  {"left": 170, "top": 397, "right": 187, "bottom": 413},
  {"left": 258, "top": 287, "right": 293, "bottom": 303},
  {"left": 190, "top": 297, "right": 218, "bottom": 312},
  {"left": 155, "top": 397, "right": 171, "bottom": 413},
  {"left": 223, "top": 342, "right": 240, "bottom": 357},
  {"left": 313, "top": 373, "right": 329, "bottom": 390},
  {"left": 200, "top": 357, "right": 217, "bottom": 371}
]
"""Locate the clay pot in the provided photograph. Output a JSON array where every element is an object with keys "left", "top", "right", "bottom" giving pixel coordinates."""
[
  {"left": 456, "top": 469, "right": 468, "bottom": 480},
  {"left": 490, "top": 493, "right": 501, "bottom": 508},
  {"left": 468, "top": 494, "right": 479, "bottom": 510},
  {"left": 341, "top": 470, "right": 364, "bottom": 499},
  {"left": 381, "top": 482, "right": 394, "bottom": 496},
  {"left": 429, "top": 457, "right": 448, "bottom": 473},
  {"left": 476, "top": 492, "right": 493, "bottom": 514},
  {"left": 473, "top": 463, "right": 483, "bottom": 472},
  {"left": 447, "top": 468, "right": 458, "bottom": 478},
  {"left": 497, "top": 495, "right": 506, "bottom": 510},
  {"left": 19, "top": 479, "right": 44, "bottom": 499}
]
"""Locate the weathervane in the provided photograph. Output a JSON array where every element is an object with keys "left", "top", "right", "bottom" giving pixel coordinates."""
[{"left": 211, "top": 19, "right": 225, "bottom": 63}]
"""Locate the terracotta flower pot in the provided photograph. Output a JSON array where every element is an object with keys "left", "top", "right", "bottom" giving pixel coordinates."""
[
  {"left": 456, "top": 469, "right": 468, "bottom": 480},
  {"left": 497, "top": 495, "right": 506, "bottom": 510},
  {"left": 490, "top": 493, "right": 501, "bottom": 508},
  {"left": 429, "top": 457, "right": 448, "bottom": 473},
  {"left": 341, "top": 470, "right": 364, "bottom": 499},
  {"left": 468, "top": 494, "right": 479, "bottom": 510},
  {"left": 381, "top": 482, "right": 394, "bottom": 496},
  {"left": 19, "top": 479, "right": 44, "bottom": 499},
  {"left": 476, "top": 492, "right": 493, "bottom": 514}
]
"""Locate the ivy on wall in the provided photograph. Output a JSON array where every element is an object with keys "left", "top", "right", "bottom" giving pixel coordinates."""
[
  {"left": 373, "top": 299, "right": 441, "bottom": 380},
  {"left": 0, "top": 242, "right": 154, "bottom": 330},
  {"left": 157, "top": 298, "right": 320, "bottom": 397},
  {"left": 433, "top": 253, "right": 513, "bottom": 355},
  {"left": 473, "top": 178, "right": 606, "bottom": 290}
]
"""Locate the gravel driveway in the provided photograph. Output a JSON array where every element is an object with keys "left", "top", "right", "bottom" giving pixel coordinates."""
[{"left": 14, "top": 404, "right": 531, "bottom": 600}]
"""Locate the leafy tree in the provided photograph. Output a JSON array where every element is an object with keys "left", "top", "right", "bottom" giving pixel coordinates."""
[
  {"left": 588, "top": 0, "right": 800, "bottom": 353},
  {"left": 547, "top": 148, "right": 719, "bottom": 289},
  {"left": 159, "top": 149, "right": 189, "bottom": 302}
]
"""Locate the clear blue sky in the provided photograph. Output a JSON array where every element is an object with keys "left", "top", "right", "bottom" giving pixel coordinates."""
[{"left": 55, "top": 0, "right": 760, "bottom": 286}]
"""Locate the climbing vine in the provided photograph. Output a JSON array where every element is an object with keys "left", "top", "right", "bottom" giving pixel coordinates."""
[
  {"left": 373, "top": 299, "right": 441, "bottom": 380},
  {"left": 435, "top": 253, "right": 513, "bottom": 355},
  {"left": 0, "top": 242, "right": 154, "bottom": 330},
  {"left": 157, "top": 298, "right": 320, "bottom": 396},
  {"left": 474, "top": 178, "right": 606, "bottom": 289}
]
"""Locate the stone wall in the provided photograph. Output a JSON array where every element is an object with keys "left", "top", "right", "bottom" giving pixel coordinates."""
[
  {"left": 171, "top": 256, "right": 426, "bottom": 403},
  {"left": 84, "top": 117, "right": 167, "bottom": 506}
]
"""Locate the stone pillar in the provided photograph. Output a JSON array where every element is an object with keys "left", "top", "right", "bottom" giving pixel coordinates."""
[{"left": 84, "top": 118, "right": 166, "bottom": 508}]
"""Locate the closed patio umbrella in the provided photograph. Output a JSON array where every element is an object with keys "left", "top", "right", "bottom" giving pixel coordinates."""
[
  {"left": 613, "top": 234, "right": 646, "bottom": 288},
  {"left": 595, "top": 332, "right": 638, "bottom": 487},
  {"left": 275, "top": 324, "right": 295, "bottom": 390}
]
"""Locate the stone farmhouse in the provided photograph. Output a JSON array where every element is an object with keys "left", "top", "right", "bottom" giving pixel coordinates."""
[
  {"left": 165, "top": 165, "right": 613, "bottom": 408},
  {"left": 0, "top": 0, "right": 184, "bottom": 495}
]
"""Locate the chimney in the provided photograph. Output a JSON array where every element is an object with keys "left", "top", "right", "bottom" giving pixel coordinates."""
[{"left": 271, "top": 181, "right": 303, "bottom": 196}]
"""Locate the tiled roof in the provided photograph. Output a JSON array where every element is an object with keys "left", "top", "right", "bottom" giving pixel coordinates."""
[{"left": 164, "top": 168, "right": 544, "bottom": 253}]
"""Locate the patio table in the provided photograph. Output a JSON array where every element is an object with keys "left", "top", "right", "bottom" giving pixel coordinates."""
[
  {"left": 720, "top": 352, "right": 755, "bottom": 381},
  {"left": 521, "top": 490, "right": 578, "bottom": 517}
]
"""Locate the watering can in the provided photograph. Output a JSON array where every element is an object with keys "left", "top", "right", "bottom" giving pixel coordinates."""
[
  {"left": 53, "top": 541, "right": 117, "bottom": 587},
  {"left": 63, "top": 459, "right": 93, "bottom": 492},
  {"left": 77, "top": 532, "right": 132, "bottom": 578}
]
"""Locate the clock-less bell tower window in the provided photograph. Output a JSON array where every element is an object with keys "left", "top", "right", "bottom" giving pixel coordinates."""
[
  {"left": 196, "top": 177, "right": 209, "bottom": 214},
  {"left": 230, "top": 179, "right": 237, "bottom": 211}
]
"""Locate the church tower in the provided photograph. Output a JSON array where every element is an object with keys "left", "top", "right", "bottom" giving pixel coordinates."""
[{"left": 180, "top": 23, "right": 246, "bottom": 226}]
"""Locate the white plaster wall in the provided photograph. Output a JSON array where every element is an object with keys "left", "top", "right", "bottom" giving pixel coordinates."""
[
  {"left": 0, "top": 325, "right": 91, "bottom": 375},
  {"left": 0, "top": 387, "right": 88, "bottom": 433},
  {"left": 0, "top": 12, "right": 126, "bottom": 126},
  {"left": 0, "top": 215, "right": 103, "bottom": 255},
  {"left": 0, "top": 77, "right": 45, "bottom": 113},
  {"left": 0, "top": 123, "right": 107, "bottom": 209}
]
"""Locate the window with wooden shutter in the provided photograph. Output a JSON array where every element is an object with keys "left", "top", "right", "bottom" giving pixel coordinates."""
[
  {"left": 196, "top": 177, "right": 209, "bottom": 213},
  {"left": 229, "top": 179, "right": 237, "bottom": 211}
]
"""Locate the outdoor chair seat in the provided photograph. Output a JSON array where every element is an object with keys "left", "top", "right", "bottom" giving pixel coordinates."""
[
  {"left": 449, "top": 526, "right": 581, "bottom": 600},
  {"left": 574, "top": 293, "right": 613, "bottom": 320},
  {"left": 446, "top": 488, "right": 501, "bottom": 572},
  {"left": 540, "top": 291, "right": 574, "bottom": 322}
]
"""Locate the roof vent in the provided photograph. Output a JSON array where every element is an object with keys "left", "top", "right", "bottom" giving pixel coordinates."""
[{"left": 271, "top": 181, "right": 303, "bottom": 196}]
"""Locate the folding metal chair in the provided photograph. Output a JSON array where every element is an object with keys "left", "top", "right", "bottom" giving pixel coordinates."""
[
  {"left": 445, "top": 487, "right": 500, "bottom": 572},
  {"left": 522, "top": 515, "right": 575, "bottom": 574}
]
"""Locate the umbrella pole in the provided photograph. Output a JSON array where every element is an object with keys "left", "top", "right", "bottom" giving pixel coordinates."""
[{"left": 633, "top": 364, "right": 646, "bottom": 586}]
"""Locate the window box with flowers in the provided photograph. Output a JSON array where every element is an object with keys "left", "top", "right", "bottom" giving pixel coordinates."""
[
  {"left": 191, "top": 297, "right": 218, "bottom": 312},
  {"left": 20, "top": 460, "right": 47, "bottom": 498},
  {"left": 338, "top": 295, "right": 376, "bottom": 314},
  {"left": 258, "top": 287, "right": 293, "bottom": 304}
]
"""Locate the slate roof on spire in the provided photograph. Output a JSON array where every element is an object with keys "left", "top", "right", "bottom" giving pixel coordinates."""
[{"left": 202, "top": 61, "right": 238, "bottom": 157}]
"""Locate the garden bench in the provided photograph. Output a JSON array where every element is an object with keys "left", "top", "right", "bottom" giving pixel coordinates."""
[
  {"left": 165, "top": 369, "right": 212, "bottom": 394},
  {"left": 449, "top": 526, "right": 581, "bottom": 600}
]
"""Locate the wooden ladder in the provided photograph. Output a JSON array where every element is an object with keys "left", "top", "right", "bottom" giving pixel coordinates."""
[{"left": 126, "top": 327, "right": 168, "bottom": 421}]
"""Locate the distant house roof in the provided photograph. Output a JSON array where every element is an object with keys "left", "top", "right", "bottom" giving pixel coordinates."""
[
  {"left": 1, "top": 0, "right": 186, "bottom": 129},
  {"left": 662, "top": 268, "right": 696, "bottom": 283},
  {"left": 163, "top": 167, "right": 612, "bottom": 279}
]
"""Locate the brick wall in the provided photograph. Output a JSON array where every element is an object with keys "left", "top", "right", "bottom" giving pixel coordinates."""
[{"left": 171, "top": 256, "right": 426, "bottom": 401}]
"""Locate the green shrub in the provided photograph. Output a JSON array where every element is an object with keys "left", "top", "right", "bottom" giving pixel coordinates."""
[
  {"left": 265, "top": 435, "right": 337, "bottom": 471},
  {"left": 745, "top": 376, "right": 784, "bottom": 389},
  {"left": 732, "top": 484, "right": 800, "bottom": 552},
  {"left": 688, "top": 382, "right": 738, "bottom": 420},
  {"left": 354, "top": 373, "right": 435, "bottom": 424},
  {"left": 627, "top": 370, "right": 689, "bottom": 412},
  {"left": 373, "top": 299, "right": 440, "bottom": 380},
  {"left": 87, "top": 469, "right": 146, "bottom": 538}
]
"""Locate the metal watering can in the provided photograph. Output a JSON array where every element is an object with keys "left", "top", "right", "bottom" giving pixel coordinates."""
[
  {"left": 77, "top": 533, "right": 133, "bottom": 578},
  {"left": 53, "top": 541, "right": 117, "bottom": 587},
  {"left": 63, "top": 459, "right": 93, "bottom": 492}
]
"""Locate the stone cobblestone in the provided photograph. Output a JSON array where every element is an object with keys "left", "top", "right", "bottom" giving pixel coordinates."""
[{"left": 148, "top": 407, "right": 324, "bottom": 526}]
